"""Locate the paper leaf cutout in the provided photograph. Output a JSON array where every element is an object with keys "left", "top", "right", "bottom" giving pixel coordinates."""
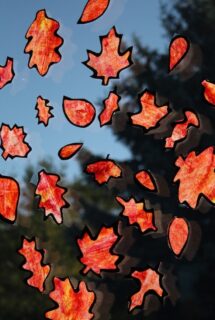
[
  {"left": 129, "top": 268, "right": 163, "bottom": 312},
  {"left": 0, "top": 124, "right": 31, "bottom": 160},
  {"left": 19, "top": 238, "right": 50, "bottom": 292},
  {"left": 0, "top": 175, "right": 20, "bottom": 223},
  {"left": 135, "top": 170, "right": 156, "bottom": 191},
  {"left": 35, "top": 96, "right": 54, "bottom": 126},
  {"left": 165, "top": 111, "right": 199, "bottom": 148},
  {"left": 130, "top": 91, "right": 169, "bottom": 130},
  {"left": 85, "top": 160, "right": 122, "bottom": 184},
  {"left": 116, "top": 196, "right": 157, "bottom": 233},
  {"left": 77, "top": 226, "right": 120, "bottom": 275},
  {"left": 25, "top": 9, "right": 63, "bottom": 76},
  {"left": 174, "top": 146, "right": 215, "bottom": 208},
  {"left": 84, "top": 26, "right": 132, "bottom": 85},
  {"left": 202, "top": 80, "right": 215, "bottom": 105},
  {"left": 63, "top": 97, "right": 96, "bottom": 127},
  {"left": 0, "top": 57, "right": 15, "bottom": 89},
  {"left": 45, "top": 278, "right": 95, "bottom": 320},
  {"left": 169, "top": 36, "right": 189, "bottom": 71},
  {"left": 99, "top": 90, "right": 120, "bottom": 126},
  {"left": 78, "top": 0, "right": 110, "bottom": 24},
  {"left": 58, "top": 143, "right": 83, "bottom": 160},
  {"left": 168, "top": 217, "right": 189, "bottom": 256},
  {"left": 35, "top": 170, "right": 69, "bottom": 224}
]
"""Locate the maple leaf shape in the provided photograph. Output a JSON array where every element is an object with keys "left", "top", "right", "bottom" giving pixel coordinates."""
[
  {"left": 169, "top": 35, "right": 189, "bottom": 71},
  {"left": 85, "top": 160, "right": 122, "bottom": 184},
  {"left": 25, "top": 9, "right": 63, "bottom": 76},
  {"left": 0, "top": 175, "right": 20, "bottom": 223},
  {"left": 63, "top": 97, "right": 96, "bottom": 127},
  {"left": 130, "top": 90, "right": 169, "bottom": 130},
  {"left": 116, "top": 196, "right": 157, "bottom": 233},
  {"left": 19, "top": 238, "right": 50, "bottom": 292},
  {"left": 99, "top": 90, "right": 120, "bottom": 126},
  {"left": 174, "top": 147, "right": 215, "bottom": 208},
  {"left": 45, "top": 278, "right": 95, "bottom": 320},
  {"left": 202, "top": 80, "right": 215, "bottom": 105},
  {"left": 58, "top": 143, "right": 83, "bottom": 160},
  {"left": 0, "top": 57, "right": 15, "bottom": 89},
  {"left": 35, "top": 96, "right": 54, "bottom": 126},
  {"left": 165, "top": 111, "right": 199, "bottom": 148},
  {"left": 35, "top": 170, "right": 69, "bottom": 224},
  {"left": 0, "top": 124, "right": 31, "bottom": 160},
  {"left": 77, "top": 226, "right": 120, "bottom": 275},
  {"left": 84, "top": 26, "right": 133, "bottom": 85},
  {"left": 78, "top": 0, "right": 110, "bottom": 24},
  {"left": 129, "top": 268, "right": 163, "bottom": 312},
  {"left": 168, "top": 217, "right": 189, "bottom": 256},
  {"left": 135, "top": 170, "right": 156, "bottom": 191}
]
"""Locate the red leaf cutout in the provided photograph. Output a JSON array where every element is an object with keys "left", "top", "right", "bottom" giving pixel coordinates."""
[
  {"left": 99, "top": 90, "right": 120, "bottom": 126},
  {"left": 19, "top": 238, "right": 50, "bottom": 292},
  {"left": 77, "top": 226, "right": 120, "bottom": 275},
  {"left": 129, "top": 268, "right": 163, "bottom": 312},
  {"left": 35, "top": 170, "right": 69, "bottom": 224},
  {"left": 0, "top": 124, "right": 31, "bottom": 159},
  {"left": 84, "top": 26, "right": 132, "bottom": 85},
  {"left": 25, "top": 10, "right": 63, "bottom": 76},
  {"left": 0, "top": 175, "right": 20, "bottom": 223},
  {"left": 165, "top": 111, "right": 199, "bottom": 148},
  {"left": 0, "top": 57, "right": 15, "bottom": 89},
  {"left": 169, "top": 36, "right": 189, "bottom": 71},
  {"left": 78, "top": 0, "right": 110, "bottom": 24},
  {"left": 168, "top": 217, "right": 189, "bottom": 256},
  {"left": 116, "top": 196, "right": 157, "bottom": 233},
  {"left": 63, "top": 97, "right": 96, "bottom": 127},
  {"left": 135, "top": 170, "right": 156, "bottom": 191},
  {"left": 58, "top": 143, "right": 83, "bottom": 160},
  {"left": 45, "top": 278, "right": 95, "bottom": 320},
  {"left": 131, "top": 91, "right": 169, "bottom": 130},
  {"left": 202, "top": 80, "right": 215, "bottom": 105},
  {"left": 174, "top": 146, "right": 215, "bottom": 208},
  {"left": 85, "top": 160, "right": 122, "bottom": 184},
  {"left": 35, "top": 96, "right": 54, "bottom": 126}
]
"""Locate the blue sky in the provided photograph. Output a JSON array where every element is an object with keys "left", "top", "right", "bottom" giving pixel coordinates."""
[{"left": 0, "top": 0, "right": 167, "bottom": 181}]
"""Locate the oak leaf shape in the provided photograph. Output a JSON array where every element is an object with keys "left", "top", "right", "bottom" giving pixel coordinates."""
[
  {"left": 84, "top": 26, "right": 132, "bottom": 85},
  {"left": 35, "top": 96, "right": 54, "bottom": 126},
  {"left": 45, "top": 278, "right": 95, "bottom": 320},
  {"left": 77, "top": 226, "right": 120, "bottom": 275},
  {"left": 0, "top": 57, "right": 15, "bottom": 89}
]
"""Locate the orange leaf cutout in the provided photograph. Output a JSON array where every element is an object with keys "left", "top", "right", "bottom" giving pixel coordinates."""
[
  {"left": 84, "top": 26, "right": 132, "bottom": 85},
  {"left": 0, "top": 124, "right": 31, "bottom": 160},
  {"left": 99, "top": 90, "right": 120, "bottom": 126},
  {"left": 202, "top": 80, "right": 215, "bottom": 105},
  {"left": 116, "top": 196, "right": 157, "bottom": 233},
  {"left": 130, "top": 91, "right": 169, "bottom": 130},
  {"left": 63, "top": 97, "right": 96, "bottom": 127},
  {"left": 19, "top": 238, "right": 50, "bottom": 292},
  {"left": 78, "top": 0, "right": 110, "bottom": 24},
  {"left": 135, "top": 170, "right": 156, "bottom": 191},
  {"left": 77, "top": 226, "right": 120, "bottom": 275},
  {"left": 58, "top": 143, "right": 83, "bottom": 160},
  {"left": 165, "top": 111, "right": 199, "bottom": 148},
  {"left": 45, "top": 278, "right": 95, "bottom": 320},
  {"left": 174, "top": 147, "right": 215, "bottom": 208},
  {"left": 168, "top": 217, "right": 189, "bottom": 256},
  {"left": 0, "top": 57, "right": 15, "bottom": 89},
  {"left": 85, "top": 159, "right": 122, "bottom": 184},
  {"left": 129, "top": 268, "right": 163, "bottom": 312},
  {"left": 35, "top": 170, "right": 69, "bottom": 224},
  {"left": 0, "top": 175, "right": 20, "bottom": 223},
  {"left": 25, "top": 10, "right": 63, "bottom": 76},
  {"left": 169, "top": 36, "right": 189, "bottom": 71},
  {"left": 35, "top": 96, "right": 54, "bottom": 126}
]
